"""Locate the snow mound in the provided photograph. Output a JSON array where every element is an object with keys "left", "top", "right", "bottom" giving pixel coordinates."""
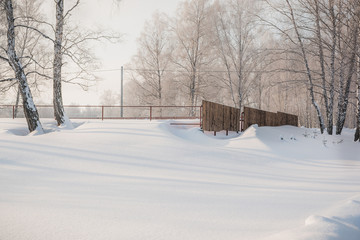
[
  {"left": 5, "top": 128, "right": 29, "bottom": 136},
  {"left": 159, "top": 121, "right": 239, "bottom": 146},
  {"left": 264, "top": 195, "right": 360, "bottom": 240},
  {"left": 1, "top": 119, "right": 85, "bottom": 136},
  {"left": 58, "top": 114, "right": 74, "bottom": 130}
]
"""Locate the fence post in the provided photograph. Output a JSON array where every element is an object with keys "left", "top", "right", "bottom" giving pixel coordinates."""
[
  {"left": 149, "top": 106, "right": 152, "bottom": 121},
  {"left": 13, "top": 105, "right": 15, "bottom": 119},
  {"left": 102, "top": 106, "right": 104, "bottom": 121},
  {"left": 199, "top": 106, "right": 202, "bottom": 128},
  {"left": 241, "top": 111, "right": 244, "bottom": 131}
]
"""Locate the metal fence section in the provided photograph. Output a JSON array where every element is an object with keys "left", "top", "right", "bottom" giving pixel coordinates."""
[{"left": 0, "top": 105, "right": 202, "bottom": 120}]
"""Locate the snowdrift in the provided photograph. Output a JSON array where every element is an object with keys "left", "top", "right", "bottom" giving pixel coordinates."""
[{"left": 0, "top": 119, "right": 359, "bottom": 240}]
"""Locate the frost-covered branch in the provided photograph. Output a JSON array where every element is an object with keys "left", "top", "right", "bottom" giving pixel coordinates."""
[
  {"left": 64, "top": 0, "right": 80, "bottom": 19},
  {"left": 18, "top": 16, "right": 56, "bottom": 33},
  {"left": 0, "top": 54, "right": 9, "bottom": 62},
  {"left": 25, "top": 71, "right": 52, "bottom": 79},
  {"left": 14, "top": 24, "right": 55, "bottom": 43},
  {"left": 0, "top": 77, "right": 16, "bottom": 82}
]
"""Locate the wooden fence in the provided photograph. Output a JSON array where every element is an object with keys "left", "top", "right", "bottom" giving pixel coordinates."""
[
  {"left": 201, "top": 100, "right": 240, "bottom": 132},
  {"left": 243, "top": 107, "right": 298, "bottom": 130}
]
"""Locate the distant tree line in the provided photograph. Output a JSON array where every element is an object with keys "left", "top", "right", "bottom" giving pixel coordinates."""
[
  {"left": 1, "top": 0, "right": 359, "bottom": 141},
  {"left": 124, "top": 0, "right": 360, "bottom": 140}
]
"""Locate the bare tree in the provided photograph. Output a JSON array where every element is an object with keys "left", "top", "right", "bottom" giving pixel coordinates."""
[
  {"left": 171, "top": 0, "right": 214, "bottom": 116},
  {"left": 130, "top": 12, "right": 173, "bottom": 109},
  {"left": 261, "top": 0, "right": 360, "bottom": 134},
  {"left": 335, "top": 0, "right": 359, "bottom": 135},
  {"left": 12, "top": 0, "right": 120, "bottom": 126},
  {"left": 0, "top": 0, "right": 51, "bottom": 117},
  {"left": 284, "top": 0, "right": 325, "bottom": 133},
  {"left": 309, "top": 0, "right": 337, "bottom": 135},
  {"left": 53, "top": 0, "right": 69, "bottom": 126},
  {"left": 212, "top": 0, "right": 263, "bottom": 111},
  {"left": 1, "top": 0, "right": 43, "bottom": 133}
]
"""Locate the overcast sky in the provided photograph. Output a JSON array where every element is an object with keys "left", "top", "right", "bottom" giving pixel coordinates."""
[{"left": 41, "top": 0, "right": 182, "bottom": 105}]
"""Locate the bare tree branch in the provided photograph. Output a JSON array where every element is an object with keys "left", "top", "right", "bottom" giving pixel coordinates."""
[
  {"left": 15, "top": 24, "right": 55, "bottom": 42},
  {"left": 64, "top": 0, "right": 80, "bottom": 19},
  {"left": 0, "top": 77, "right": 16, "bottom": 82}
]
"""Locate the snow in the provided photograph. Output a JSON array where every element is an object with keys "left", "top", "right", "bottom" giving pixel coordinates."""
[
  {"left": 265, "top": 196, "right": 360, "bottom": 240},
  {"left": 0, "top": 119, "right": 359, "bottom": 240},
  {"left": 59, "top": 113, "right": 74, "bottom": 129}
]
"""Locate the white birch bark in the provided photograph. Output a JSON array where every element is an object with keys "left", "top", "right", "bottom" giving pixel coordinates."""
[
  {"left": 335, "top": 12, "right": 358, "bottom": 135},
  {"left": 14, "top": 84, "right": 20, "bottom": 117},
  {"left": 4, "top": 0, "right": 43, "bottom": 133},
  {"left": 355, "top": 55, "right": 360, "bottom": 142},
  {"left": 286, "top": 0, "right": 325, "bottom": 133},
  {"left": 314, "top": 0, "right": 332, "bottom": 134},
  {"left": 53, "top": 0, "right": 67, "bottom": 126},
  {"left": 327, "top": 0, "right": 337, "bottom": 135}
]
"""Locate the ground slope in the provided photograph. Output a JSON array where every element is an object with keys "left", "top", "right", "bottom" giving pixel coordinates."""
[{"left": 0, "top": 119, "right": 359, "bottom": 240}]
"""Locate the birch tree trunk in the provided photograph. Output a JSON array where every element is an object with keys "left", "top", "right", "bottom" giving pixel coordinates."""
[
  {"left": 335, "top": 17, "right": 358, "bottom": 135},
  {"left": 327, "top": 0, "right": 337, "bottom": 135},
  {"left": 190, "top": 69, "right": 196, "bottom": 117},
  {"left": 355, "top": 55, "right": 360, "bottom": 142},
  {"left": 14, "top": 84, "right": 21, "bottom": 118},
  {"left": 313, "top": 0, "right": 338, "bottom": 135},
  {"left": 286, "top": 0, "right": 325, "bottom": 133},
  {"left": 4, "top": 0, "right": 43, "bottom": 133},
  {"left": 314, "top": 0, "right": 331, "bottom": 134},
  {"left": 53, "top": 0, "right": 67, "bottom": 126}
]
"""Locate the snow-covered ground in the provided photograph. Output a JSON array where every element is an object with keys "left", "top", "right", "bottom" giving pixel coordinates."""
[{"left": 0, "top": 119, "right": 359, "bottom": 240}]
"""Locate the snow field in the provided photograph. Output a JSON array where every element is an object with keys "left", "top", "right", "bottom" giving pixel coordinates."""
[{"left": 0, "top": 119, "right": 359, "bottom": 240}]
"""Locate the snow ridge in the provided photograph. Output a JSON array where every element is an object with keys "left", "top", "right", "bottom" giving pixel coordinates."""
[{"left": 265, "top": 196, "right": 360, "bottom": 240}]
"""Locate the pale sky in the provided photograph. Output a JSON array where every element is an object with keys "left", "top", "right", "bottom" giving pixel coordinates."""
[{"left": 41, "top": 0, "right": 182, "bottom": 105}]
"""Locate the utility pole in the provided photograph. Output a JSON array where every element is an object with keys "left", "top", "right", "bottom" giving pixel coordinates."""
[{"left": 121, "top": 66, "right": 124, "bottom": 118}]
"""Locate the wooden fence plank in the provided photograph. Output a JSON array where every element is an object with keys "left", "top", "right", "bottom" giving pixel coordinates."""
[
  {"left": 202, "top": 102, "right": 298, "bottom": 132},
  {"left": 243, "top": 107, "right": 298, "bottom": 131},
  {"left": 201, "top": 100, "right": 240, "bottom": 132}
]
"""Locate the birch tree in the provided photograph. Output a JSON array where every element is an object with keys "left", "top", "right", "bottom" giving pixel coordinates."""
[
  {"left": 52, "top": 0, "right": 120, "bottom": 126},
  {"left": 212, "top": 0, "right": 261, "bottom": 110},
  {"left": 23, "top": 0, "right": 118, "bottom": 126},
  {"left": 0, "top": 0, "right": 51, "bottom": 117},
  {"left": 310, "top": 0, "right": 337, "bottom": 135},
  {"left": 130, "top": 12, "right": 173, "bottom": 108},
  {"left": 261, "top": 0, "right": 360, "bottom": 134},
  {"left": 335, "top": 0, "right": 359, "bottom": 135},
  {"left": 172, "top": 0, "right": 214, "bottom": 116},
  {"left": 1, "top": 0, "right": 43, "bottom": 133},
  {"left": 53, "top": 0, "right": 68, "bottom": 126},
  {"left": 284, "top": 0, "right": 325, "bottom": 133}
]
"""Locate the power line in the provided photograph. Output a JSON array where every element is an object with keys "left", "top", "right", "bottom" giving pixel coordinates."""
[
  {"left": 125, "top": 68, "right": 271, "bottom": 73},
  {"left": 64, "top": 67, "right": 282, "bottom": 74}
]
